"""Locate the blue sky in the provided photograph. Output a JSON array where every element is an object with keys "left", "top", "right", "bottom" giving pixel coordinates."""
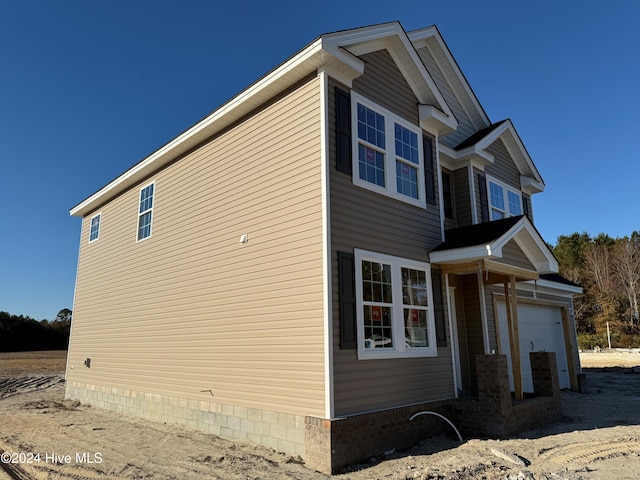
[{"left": 1, "top": 1, "right": 638, "bottom": 320}]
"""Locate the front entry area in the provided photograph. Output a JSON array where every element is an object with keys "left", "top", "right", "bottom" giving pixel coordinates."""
[{"left": 496, "top": 300, "right": 570, "bottom": 391}]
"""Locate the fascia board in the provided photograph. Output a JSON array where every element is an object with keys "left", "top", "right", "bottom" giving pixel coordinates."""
[
  {"left": 522, "top": 279, "right": 583, "bottom": 295},
  {"left": 535, "top": 279, "right": 583, "bottom": 294},
  {"left": 497, "top": 120, "right": 544, "bottom": 185},
  {"left": 407, "top": 27, "right": 490, "bottom": 128},
  {"left": 473, "top": 119, "right": 544, "bottom": 186},
  {"left": 440, "top": 143, "right": 494, "bottom": 170},
  {"left": 70, "top": 38, "right": 340, "bottom": 217},
  {"left": 387, "top": 35, "right": 456, "bottom": 120},
  {"left": 419, "top": 104, "right": 458, "bottom": 135},
  {"left": 438, "top": 144, "right": 456, "bottom": 169},
  {"left": 455, "top": 145, "right": 494, "bottom": 167},
  {"left": 491, "top": 219, "right": 525, "bottom": 253},
  {"left": 334, "top": 23, "right": 456, "bottom": 122},
  {"left": 322, "top": 22, "right": 404, "bottom": 50},
  {"left": 430, "top": 244, "right": 496, "bottom": 264},
  {"left": 475, "top": 120, "right": 510, "bottom": 150},
  {"left": 487, "top": 217, "right": 557, "bottom": 274},
  {"left": 521, "top": 175, "right": 545, "bottom": 194}
]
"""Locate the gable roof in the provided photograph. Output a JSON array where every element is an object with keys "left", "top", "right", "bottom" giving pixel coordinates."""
[
  {"left": 456, "top": 119, "right": 544, "bottom": 188},
  {"left": 430, "top": 215, "right": 558, "bottom": 274},
  {"left": 453, "top": 120, "right": 507, "bottom": 150},
  {"left": 407, "top": 26, "right": 490, "bottom": 132},
  {"left": 70, "top": 21, "right": 458, "bottom": 217}
]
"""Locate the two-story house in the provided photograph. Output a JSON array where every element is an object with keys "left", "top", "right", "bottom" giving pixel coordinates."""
[{"left": 66, "top": 22, "right": 582, "bottom": 474}]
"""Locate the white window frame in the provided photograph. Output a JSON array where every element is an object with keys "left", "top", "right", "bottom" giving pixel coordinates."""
[
  {"left": 137, "top": 181, "right": 155, "bottom": 242},
  {"left": 351, "top": 92, "right": 426, "bottom": 208},
  {"left": 486, "top": 176, "right": 522, "bottom": 220},
  {"left": 354, "top": 249, "right": 437, "bottom": 360},
  {"left": 88, "top": 213, "right": 101, "bottom": 243}
]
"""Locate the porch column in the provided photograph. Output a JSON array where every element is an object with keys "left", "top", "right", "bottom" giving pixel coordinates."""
[{"left": 503, "top": 275, "right": 523, "bottom": 400}]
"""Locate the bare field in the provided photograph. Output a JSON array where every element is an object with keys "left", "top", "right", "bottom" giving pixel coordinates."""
[
  {"left": 1, "top": 352, "right": 640, "bottom": 479},
  {"left": 0, "top": 350, "right": 67, "bottom": 377}
]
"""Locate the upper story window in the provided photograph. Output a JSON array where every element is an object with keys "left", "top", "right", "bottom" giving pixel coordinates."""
[
  {"left": 355, "top": 249, "right": 437, "bottom": 360},
  {"left": 137, "top": 182, "right": 155, "bottom": 241},
  {"left": 89, "top": 213, "right": 101, "bottom": 243},
  {"left": 351, "top": 93, "right": 426, "bottom": 208},
  {"left": 487, "top": 176, "right": 522, "bottom": 220}
]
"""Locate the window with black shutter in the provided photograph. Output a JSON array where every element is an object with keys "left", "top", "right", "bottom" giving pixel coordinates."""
[
  {"left": 335, "top": 88, "right": 352, "bottom": 175},
  {"left": 424, "top": 135, "right": 436, "bottom": 206},
  {"left": 442, "top": 172, "right": 453, "bottom": 219},
  {"left": 338, "top": 251, "right": 357, "bottom": 350}
]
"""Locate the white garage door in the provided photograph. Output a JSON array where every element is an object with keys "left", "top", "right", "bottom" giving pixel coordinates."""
[{"left": 496, "top": 301, "right": 570, "bottom": 392}]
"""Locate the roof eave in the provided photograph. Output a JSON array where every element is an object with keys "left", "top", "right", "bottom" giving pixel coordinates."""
[
  {"left": 430, "top": 217, "right": 558, "bottom": 274},
  {"left": 70, "top": 37, "right": 365, "bottom": 217}
]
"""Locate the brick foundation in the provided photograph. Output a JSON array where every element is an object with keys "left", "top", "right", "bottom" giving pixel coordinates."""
[
  {"left": 67, "top": 353, "right": 563, "bottom": 475},
  {"left": 454, "top": 353, "right": 562, "bottom": 437},
  {"left": 304, "top": 400, "right": 455, "bottom": 474}
]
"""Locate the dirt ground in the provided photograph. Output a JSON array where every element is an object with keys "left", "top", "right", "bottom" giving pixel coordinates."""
[{"left": 1, "top": 352, "right": 640, "bottom": 480}]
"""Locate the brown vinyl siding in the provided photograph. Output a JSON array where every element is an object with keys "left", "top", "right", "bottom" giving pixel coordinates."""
[
  {"left": 485, "top": 138, "right": 521, "bottom": 187},
  {"left": 500, "top": 240, "right": 535, "bottom": 270},
  {"left": 353, "top": 51, "right": 420, "bottom": 124},
  {"left": 453, "top": 166, "right": 472, "bottom": 227},
  {"left": 459, "top": 274, "right": 484, "bottom": 390},
  {"left": 328, "top": 68, "right": 453, "bottom": 415},
  {"left": 523, "top": 193, "right": 534, "bottom": 223},
  {"left": 472, "top": 166, "right": 485, "bottom": 225},
  {"left": 68, "top": 76, "right": 326, "bottom": 417},
  {"left": 441, "top": 167, "right": 456, "bottom": 230}
]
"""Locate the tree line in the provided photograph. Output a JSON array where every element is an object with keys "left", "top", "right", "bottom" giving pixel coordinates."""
[
  {"left": 0, "top": 309, "right": 71, "bottom": 352},
  {"left": 552, "top": 232, "right": 640, "bottom": 349}
]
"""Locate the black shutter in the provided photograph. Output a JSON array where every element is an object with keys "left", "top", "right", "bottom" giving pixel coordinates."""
[
  {"left": 424, "top": 135, "right": 436, "bottom": 205},
  {"left": 431, "top": 268, "right": 447, "bottom": 348},
  {"left": 478, "top": 173, "right": 489, "bottom": 222},
  {"left": 335, "top": 88, "right": 352, "bottom": 175},
  {"left": 338, "top": 251, "right": 357, "bottom": 350},
  {"left": 442, "top": 172, "right": 453, "bottom": 219},
  {"left": 523, "top": 196, "right": 531, "bottom": 221}
]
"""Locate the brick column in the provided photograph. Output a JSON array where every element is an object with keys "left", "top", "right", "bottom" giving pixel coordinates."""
[
  {"left": 530, "top": 351, "right": 560, "bottom": 398},
  {"left": 304, "top": 416, "right": 332, "bottom": 474},
  {"left": 476, "top": 354, "right": 512, "bottom": 416}
]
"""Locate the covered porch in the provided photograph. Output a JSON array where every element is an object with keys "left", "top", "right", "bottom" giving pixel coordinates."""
[{"left": 429, "top": 216, "right": 577, "bottom": 401}]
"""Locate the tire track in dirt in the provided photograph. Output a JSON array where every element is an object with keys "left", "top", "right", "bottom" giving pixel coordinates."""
[
  {"left": 0, "top": 448, "right": 130, "bottom": 480},
  {"left": 0, "top": 377, "right": 64, "bottom": 399},
  {"left": 538, "top": 440, "right": 640, "bottom": 465},
  {"left": 0, "top": 449, "right": 34, "bottom": 480}
]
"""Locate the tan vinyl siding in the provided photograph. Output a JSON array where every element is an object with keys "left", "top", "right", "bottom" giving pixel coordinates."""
[
  {"left": 68, "top": 76, "right": 325, "bottom": 417},
  {"left": 415, "top": 46, "right": 476, "bottom": 148},
  {"left": 328, "top": 72, "right": 453, "bottom": 416}
]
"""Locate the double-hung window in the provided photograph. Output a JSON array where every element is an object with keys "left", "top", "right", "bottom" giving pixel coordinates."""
[
  {"left": 89, "top": 213, "right": 101, "bottom": 243},
  {"left": 137, "top": 182, "right": 155, "bottom": 241},
  {"left": 487, "top": 177, "right": 522, "bottom": 220},
  {"left": 351, "top": 93, "right": 426, "bottom": 208},
  {"left": 355, "top": 249, "right": 437, "bottom": 359}
]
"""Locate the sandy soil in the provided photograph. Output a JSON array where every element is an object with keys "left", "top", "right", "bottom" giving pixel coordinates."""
[{"left": 1, "top": 352, "right": 640, "bottom": 480}]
